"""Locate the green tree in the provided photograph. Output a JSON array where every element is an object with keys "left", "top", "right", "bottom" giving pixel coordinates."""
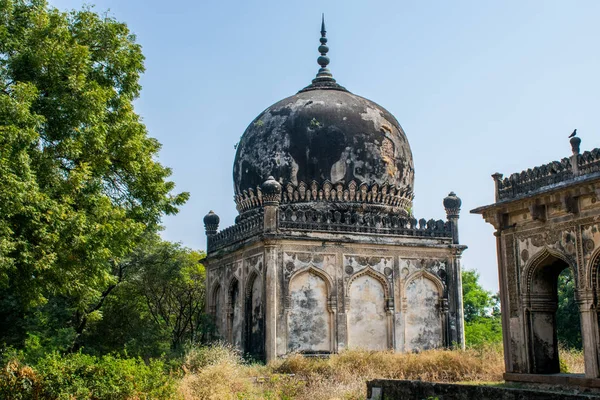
[
  {"left": 462, "top": 269, "right": 502, "bottom": 346},
  {"left": 0, "top": 0, "right": 188, "bottom": 349},
  {"left": 82, "top": 235, "right": 213, "bottom": 357},
  {"left": 556, "top": 268, "right": 582, "bottom": 349}
]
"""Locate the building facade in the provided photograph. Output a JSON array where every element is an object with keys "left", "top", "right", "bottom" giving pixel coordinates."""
[
  {"left": 472, "top": 136, "right": 600, "bottom": 386},
  {"left": 203, "top": 20, "right": 466, "bottom": 362}
]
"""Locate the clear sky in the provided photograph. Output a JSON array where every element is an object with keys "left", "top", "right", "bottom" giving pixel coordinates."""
[{"left": 50, "top": 0, "right": 600, "bottom": 291}]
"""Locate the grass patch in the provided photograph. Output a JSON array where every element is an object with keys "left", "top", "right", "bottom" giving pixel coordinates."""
[{"left": 178, "top": 344, "right": 508, "bottom": 400}]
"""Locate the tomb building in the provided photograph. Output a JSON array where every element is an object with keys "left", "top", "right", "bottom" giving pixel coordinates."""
[
  {"left": 204, "top": 19, "right": 466, "bottom": 362},
  {"left": 472, "top": 136, "right": 600, "bottom": 386}
]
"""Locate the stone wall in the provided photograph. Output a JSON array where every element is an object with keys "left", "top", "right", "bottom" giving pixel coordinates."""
[
  {"left": 366, "top": 379, "right": 600, "bottom": 400},
  {"left": 206, "top": 236, "right": 465, "bottom": 359}
]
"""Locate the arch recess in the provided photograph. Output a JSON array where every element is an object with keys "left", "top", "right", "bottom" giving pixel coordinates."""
[
  {"left": 228, "top": 276, "right": 240, "bottom": 304},
  {"left": 288, "top": 265, "right": 334, "bottom": 294},
  {"left": 403, "top": 270, "right": 444, "bottom": 295},
  {"left": 522, "top": 246, "right": 575, "bottom": 295},
  {"left": 347, "top": 266, "right": 391, "bottom": 298},
  {"left": 245, "top": 268, "right": 260, "bottom": 299},
  {"left": 587, "top": 246, "right": 600, "bottom": 290},
  {"left": 210, "top": 281, "right": 221, "bottom": 305}
]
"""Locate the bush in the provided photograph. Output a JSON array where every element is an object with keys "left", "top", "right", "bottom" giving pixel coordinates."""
[
  {"left": 182, "top": 342, "right": 243, "bottom": 372},
  {"left": 0, "top": 352, "right": 177, "bottom": 400}
]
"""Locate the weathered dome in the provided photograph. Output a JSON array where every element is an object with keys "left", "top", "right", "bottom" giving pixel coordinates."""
[
  {"left": 232, "top": 18, "right": 414, "bottom": 216},
  {"left": 234, "top": 88, "right": 414, "bottom": 191}
]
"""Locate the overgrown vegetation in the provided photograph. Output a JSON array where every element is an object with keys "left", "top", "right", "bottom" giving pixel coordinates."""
[
  {"left": 462, "top": 269, "right": 503, "bottom": 347},
  {"left": 0, "top": 1, "right": 587, "bottom": 399}
]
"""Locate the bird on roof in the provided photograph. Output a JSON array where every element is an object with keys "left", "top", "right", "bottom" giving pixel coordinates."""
[{"left": 568, "top": 129, "right": 577, "bottom": 138}]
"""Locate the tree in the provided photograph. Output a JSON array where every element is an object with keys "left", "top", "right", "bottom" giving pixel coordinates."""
[
  {"left": 462, "top": 269, "right": 502, "bottom": 346},
  {"left": 462, "top": 269, "right": 498, "bottom": 323},
  {"left": 556, "top": 268, "right": 582, "bottom": 349},
  {"left": 81, "top": 235, "right": 213, "bottom": 357},
  {"left": 0, "top": 0, "right": 188, "bottom": 349}
]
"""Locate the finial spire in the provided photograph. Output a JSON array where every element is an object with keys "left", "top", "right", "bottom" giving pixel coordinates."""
[
  {"left": 298, "top": 14, "right": 347, "bottom": 93},
  {"left": 316, "top": 14, "right": 332, "bottom": 79}
]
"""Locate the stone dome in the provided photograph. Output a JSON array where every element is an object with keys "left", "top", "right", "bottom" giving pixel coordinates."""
[{"left": 232, "top": 19, "right": 415, "bottom": 216}]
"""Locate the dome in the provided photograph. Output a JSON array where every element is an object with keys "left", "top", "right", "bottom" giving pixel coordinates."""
[{"left": 232, "top": 19, "right": 414, "bottom": 216}]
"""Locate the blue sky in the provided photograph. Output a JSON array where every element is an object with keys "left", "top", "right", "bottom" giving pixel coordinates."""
[{"left": 51, "top": 0, "right": 600, "bottom": 291}]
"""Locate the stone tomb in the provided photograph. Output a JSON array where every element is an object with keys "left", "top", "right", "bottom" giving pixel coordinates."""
[
  {"left": 203, "top": 21, "right": 466, "bottom": 362},
  {"left": 472, "top": 136, "right": 600, "bottom": 386}
]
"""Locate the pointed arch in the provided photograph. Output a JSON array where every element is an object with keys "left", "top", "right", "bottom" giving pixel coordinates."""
[
  {"left": 522, "top": 246, "right": 575, "bottom": 295},
  {"left": 228, "top": 276, "right": 240, "bottom": 306},
  {"left": 588, "top": 246, "right": 600, "bottom": 290},
  {"left": 403, "top": 270, "right": 445, "bottom": 295},
  {"left": 245, "top": 267, "right": 260, "bottom": 299},
  {"left": 347, "top": 266, "right": 391, "bottom": 298},
  {"left": 287, "top": 265, "right": 335, "bottom": 353},
  {"left": 210, "top": 281, "right": 222, "bottom": 309},
  {"left": 289, "top": 265, "right": 334, "bottom": 294}
]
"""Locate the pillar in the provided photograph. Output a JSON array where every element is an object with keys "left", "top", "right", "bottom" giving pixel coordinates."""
[{"left": 261, "top": 176, "right": 281, "bottom": 362}]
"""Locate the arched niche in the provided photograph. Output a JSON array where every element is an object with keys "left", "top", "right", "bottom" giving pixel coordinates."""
[
  {"left": 227, "top": 277, "right": 242, "bottom": 348},
  {"left": 245, "top": 269, "right": 264, "bottom": 360},
  {"left": 346, "top": 266, "right": 390, "bottom": 350},
  {"left": 403, "top": 271, "right": 444, "bottom": 351},
  {"left": 211, "top": 283, "right": 222, "bottom": 333},
  {"left": 523, "top": 247, "right": 576, "bottom": 374},
  {"left": 287, "top": 266, "right": 334, "bottom": 353}
]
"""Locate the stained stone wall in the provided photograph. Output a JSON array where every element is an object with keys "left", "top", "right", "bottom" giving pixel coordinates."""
[
  {"left": 472, "top": 141, "right": 600, "bottom": 382},
  {"left": 204, "top": 232, "right": 465, "bottom": 360}
]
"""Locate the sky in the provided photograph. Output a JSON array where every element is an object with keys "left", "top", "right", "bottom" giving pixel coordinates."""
[{"left": 51, "top": 0, "right": 600, "bottom": 291}]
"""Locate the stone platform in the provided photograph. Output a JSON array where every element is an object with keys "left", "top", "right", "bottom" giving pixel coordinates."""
[{"left": 366, "top": 379, "right": 600, "bottom": 399}]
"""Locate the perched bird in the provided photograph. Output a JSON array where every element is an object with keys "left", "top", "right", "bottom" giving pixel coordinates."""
[{"left": 569, "top": 129, "right": 577, "bottom": 138}]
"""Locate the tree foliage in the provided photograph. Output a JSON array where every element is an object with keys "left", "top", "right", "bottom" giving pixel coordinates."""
[
  {"left": 0, "top": 0, "right": 188, "bottom": 349},
  {"left": 462, "top": 269, "right": 502, "bottom": 346},
  {"left": 557, "top": 268, "right": 582, "bottom": 349},
  {"left": 82, "top": 235, "right": 214, "bottom": 357}
]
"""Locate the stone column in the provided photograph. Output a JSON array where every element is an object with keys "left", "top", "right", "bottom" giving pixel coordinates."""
[
  {"left": 261, "top": 176, "right": 281, "bottom": 362},
  {"left": 203, "top": 210, "right": 220, "bottom": 252},
  {"left": 577, "top": 289, "right": 600, "bottom": 378},
  {"left": 443, "top": 192, "right": 465, "bottom": 349}
]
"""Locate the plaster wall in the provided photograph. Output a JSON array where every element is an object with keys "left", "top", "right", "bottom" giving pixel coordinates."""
[
  {"left": 404, "top": 276, "right": 442, "bottom": 351},
  {"left": 348, "top": 275, "right": 388, "bottom": 350},
  {"left": 288, "top": 271, "right": 331, "bottom": 352},
  {"left": 206, "top": 237, "right": 464, "bottom": 358}
]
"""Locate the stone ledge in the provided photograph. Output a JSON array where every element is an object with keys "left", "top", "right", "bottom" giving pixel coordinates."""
[
  {"left": 366, "top": 379, "right": 600, "bottom": 399},
  {"left": 505, "top": 372, "right": 600, "bottom": 389}
]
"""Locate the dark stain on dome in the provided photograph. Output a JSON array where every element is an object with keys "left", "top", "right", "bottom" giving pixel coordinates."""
[{"left": 233, "top": 89, "right": 415, "bottom": 200}]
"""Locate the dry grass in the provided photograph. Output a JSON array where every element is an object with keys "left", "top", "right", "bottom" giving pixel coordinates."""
[
  {"left": 560, "top": 346, "right": 585, "bottom": 374},
  {"left": 178, "top": 344, "right": 507, "bottom": 400}
]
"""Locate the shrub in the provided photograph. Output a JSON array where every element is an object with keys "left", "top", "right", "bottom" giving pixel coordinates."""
[
  {"left": 182, "top": 342, "right": 243, "bottom": 372},
  {"left": 0, "top": 352, "right": 177, "bottom": 400}
]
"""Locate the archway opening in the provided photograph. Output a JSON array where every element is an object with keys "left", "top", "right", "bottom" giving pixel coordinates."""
[
  {"left": 556, "top": 267, "right": 583, "bottom": 373},
  {"left": 245, "top": 274, "right": 264, "bottom": 361},
  {"left": 528, "top": 254, "right": 580, "bottom": 374},
  {"left": 228, "top": 279, "right": 242, "bottom": 348}
]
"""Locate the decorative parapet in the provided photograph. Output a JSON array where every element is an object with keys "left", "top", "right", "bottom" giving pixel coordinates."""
[
  {"left": 495, "top": 148, "right": 600, "bottom": 201},
  {"left": 208, "top": 210, "right": 264, "bottom": 253},
  {"left": 279, "top": 206, "right": 452, "bottom": 238},
  {"left": 577, "top": 148, "right": 600, "bottom": 175},
  {"left": 235, "top": 179, "right": 413, "bottom": 214}
]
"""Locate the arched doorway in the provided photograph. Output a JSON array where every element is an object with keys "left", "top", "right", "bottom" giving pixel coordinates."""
[
  {"left": 526, "top": 251, "right": 578, "bottom": 374},
  {"left": 245, "top": 272, "right": 264, "bottom": 360},
  {"left": 228, "top": 278, "right": 242, "bottom": 348}
]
